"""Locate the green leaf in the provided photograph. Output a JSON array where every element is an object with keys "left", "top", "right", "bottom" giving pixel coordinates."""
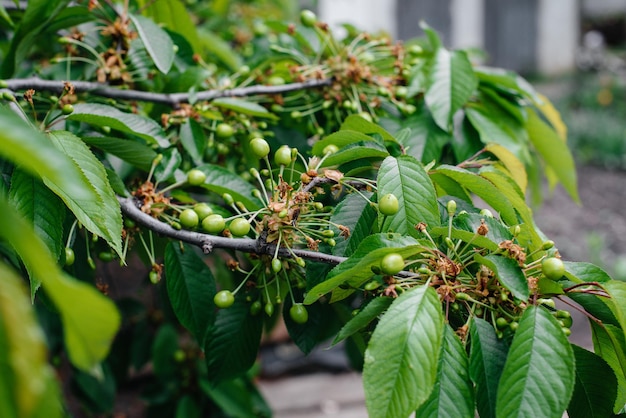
[
  {"left": 67, "top": 103, "right": 169, "bottom": 148},
  {"left": 130, "top": 13, "right": 175, "bottom": 74},
  {"left": 304, "top": 233, "right": 422, "bottom": 304},
  {"left": 200, "top": 376, "right": 271, "bottom": 418},
  {"left": 204, "top": 299, "right": 263, "bottom": 382},
  {"left": 312, "top": 130, "right": 379, "bottom": 155},
  {"left": 568, "top": 345, "right": 618, "bottom": 418},
  {"left": 151, "top": 323, "right": 179, "bottom": 380},
  {"left": 212, "top": 98, "right": 278, "bottom": 119},
  {"left": 591, "top": 322, "right": 626, "bottom": 412},
  {"left": 377, "top": 155, "right": 440, "bottom": 236},
  {"left": 46, "top": 131, "right": 123, "bottom": 258},
  {"left": 323, "top": 141, "right": 389, "bottom": 167},
  {"left": 197, "top": 28, "right": 242, "bottom": 71},
  {"left": 434, "top": 165, "right": 517, "bottom": 225},
  {"left": 496, "top": 306, "right": 575, "bottom": 418},
  {"left": 0, "top": 4, "right": 13, "bottom": 28},
  {"left": 416, "top": 324, "right": 474, "bottom": 418},
  {"left": 0, "top": 108, "right": 92, "bottom": 202},
  {"left": 332, "top": 297, "right": 393, "bottom": 345},
  {"left": 452, "top": 212, "right": 513, "bottom": 245},
  {"left": 1, "top": 0, "right": 71, "bottom": 77},
  {"left": 178, "top": 119, "right": 206, "bottom": 166},
  {"left": 0, "top": 262, "right": 62, "bottom": 418},
  {"left": 0, "top": 196, "right": 120, "bottom": 372},
  {"left": 82, "top": 136, "right": 157, "bottom": 171},
  {"left": 340, "top": 114, "right": 397, "bottom": 143},
  {"left": 9, "top": 170, "right": 65, "bottom": 263},
  {"left": 141, "top": 0, "right": 201, "bottom": 53},
  {"left": 330, "top": 192, "right": 376, "bottom": 257},
  {"left": 424, "top": 42, "right": 477, "bottom": 131},
  {"left": 605, "top": 281, "right": 626, "bottom": 334},
  {"left": 153, "top": 147, "right": 182, "bottom": 183},
  {"left": 475, "top": 254, "right": 529, "bottom": 301},
  {"left": 563, "top": 261, "right": 612, "bottom": 283},
  {"left": 363, "top": 285, "right": 444, "bottom": 418},
  {"left": 165, "top": 243, "right": 216, "bottom": 343},
  {"left": 469, "top": 317, "right": 509, "bottom": 418},
  {"left": 197, "top": 163, "right": 264, "bottom": 210},
  {"left": 526, "top": 109, "right": 579, "bottom": 202},
  {"left": 430, "top": 226, "right": 499, "bottom": 252}
]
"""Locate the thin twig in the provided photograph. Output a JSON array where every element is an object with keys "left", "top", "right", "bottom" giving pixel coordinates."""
[
  {"left": 4, "top": 77, "right": 333, "bottom": 106},
  {"left": 118, "top": 196, "right": 346, "bottom": 265}
]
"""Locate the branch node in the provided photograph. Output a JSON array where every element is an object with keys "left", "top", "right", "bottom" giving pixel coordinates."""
[{"left": 202, "top": 241, "right": 213, "bottom": 254}]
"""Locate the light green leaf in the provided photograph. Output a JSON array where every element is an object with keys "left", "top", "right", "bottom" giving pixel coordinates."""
[
  {"left": 434, "top": 165, "right": 517, "bottom": 225},
  {"left": 0, "top": 4, "right": 13, "bottom": 28},
  {"left": 563, "top": 261, "right": 612, "bottom": 283},
  {"left": 377, "top": 155, "right": 440, "bottom": 236},
  {"left": 82, "top": 136, "right": 157, "bottom": 171},
  {"left": 197, "top": 28, "right": 242, "bottom": 71},
  {"left": 568, "top": 345, "right": 618, "bottom": 418},
  {"left": 165, "top": 243, "right": 216, "bottom": 343},
  {"left": 332, "top": 297, "right": 393, "bottom": 345},
  {"left": 526, "top": 109, "right": 579, "bottom": 203},
  {"left": 130, "top": 13, "right": 175, "bottom": 74},
  {"left": 9, "top": 170, "right": 65, "bottom": 263},
  {"left": 339, "top": 114, "right": 397, "bottom": 143},
  {"left": 141, "top": 0, "right": 201, "bottom": 53},
  {"left": 476, "top": 254, "right": 529, "bottom": 302},
  {"left": 0, "top": 262, "right": 62, "bottom": 418},
  {"left": 430, "top": 226, "right": 499, "bottom": 251},
  {"left": 68, "top": 103, "right": 169, "bottom": 148},
  {"left": 0, "top": 196, "right": 120, "bottom": 372},
  {"left": 322, "top": 141, "right": 389, "bottom": 167},
  {"left": 304, "top": 233, "right": 422, "bottom": 304},
  {"left": 46, "top": 131, "right": 123, "bottom": 258},
  {"left": 204, "top": 299, "right": 263, "bottom": 382},
  {"left": 197, "top": 163, "right": 264, "bottom": 211},
  {"left": 605, "top": 281, "right": 626, "bottom": 339},
  {"left": 313, "top": 130, "right": 380, "bottom": 155},
  {"left": 469, "top": 317, "right": 509, "bottom": 418},
  {"left": 0, "top": 108, "right": 91, "bottom": 201},
  {"left": 424, "top": 41, "right": 477, "bottom": 131},
  {"left": 416, "top": 324, "right": 474, "bottom": 418},
  {"left": 591, "top": 322, "right": 626, "bottom": 412},
  {"left": 212, "top": 98, "right": 278, "bottom": 119},
  {"left": 363, "top": 285, "right": 444, "bottom": 418},
  {"left": 496, "top": 306, "right": 575, "bottom": 418}
]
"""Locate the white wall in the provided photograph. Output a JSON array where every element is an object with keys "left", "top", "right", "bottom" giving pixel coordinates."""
[
  {"left": 318, "top": 0, "right": 398, "bottom": 39},
  {"left": 451, "top": 0, "right": 484, "bottom": 50},
  {"left": 538, "top": 0, "right": 580, "bottom": 75}
]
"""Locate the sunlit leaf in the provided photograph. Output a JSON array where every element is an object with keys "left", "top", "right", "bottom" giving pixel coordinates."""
[{"left": 130, "top": 13, "right": 175, "bottom": 74}]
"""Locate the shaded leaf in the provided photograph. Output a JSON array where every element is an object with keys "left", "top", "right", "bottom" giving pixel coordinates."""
[
  {"left": 330, "top": 192, "right": 376, "bottom": 257},
  {"left": 141, "top": 0, "right": 201, "bottom": 53},
  {"left": 212, "top": 98, "right": 278, "bottom": 119},
  {"left": 416, "top": 324, "right": 474, "bottom": 418},
  {"left": 9, "top": 170, "right": 65, "bottom": 263},
  {"left": 323, "top": 141, "right": 389, "bottom": 167},
  {"left": 332, "top": 297, "right": 393, "bottom": 345},
  {"left": 363, "top": 285, "right": 444, "bottom": 418},
  {"left": 568, "top": 345, "right": 618, "bottom": 418},
  {"left": 130, "top": 13, "right": 175, "bottom": 74},
  {"left": 496, "top": 306, "right": 575, "bottom": 418},
  {"left": 204, "top": 299, "right": 263, "bottom": 382},
  {"left": 165, "top": 243, "right": 216, "bottom": 343},
  {"left": 197, "top": 163, "right": 264, "bottom": 210},
  {"left": 179, "top": 119, "right": 206, "bottom": 166},
  {"left": 68, "top": 103, "right": 169, "bottom": 148},
  {"left": 469, "top": 317, "right": 509, "bottom": 418},
  {"left": 377, "top": 155, "right": 440, "bottom": 236},
  {"left": 82, "top": 136, "right": 157, "bottom": 171},
  {"left": 46, "top": 131, "right": 123, "bottom": 258},
  {"left": 591, "top": 322, "right": 626, "bottom": 412}
]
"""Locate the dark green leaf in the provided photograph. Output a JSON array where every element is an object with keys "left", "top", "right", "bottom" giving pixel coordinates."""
[
  {"left": 197, "top": 163, "right": 264, "bottom": 211},
  {"left": 197, "top": 28, "right": 242, "bottom": 71},
  {"left": 212, "top": 98, "right": 278, "bottom": 119},
  {"left": 330, "top": 192, "right": 376, "bottom": 257},
  {"left": 475, "top": 254, "right": 529, "bottom": 301},
  {"left": 332, "top": 297, "right": 393, "bottom": 345},
  {"left": 469, "top": 317, "right": 509, "bottom": 418},
  {"left": 526, "top": 109, "right": 579, "bottom": 203},
  {"left": 200, "top": 376, "right": 271, "bottom": 418},
  {"left": 363, "top": 285, "right": 444, "bottom": 418},
  {"left": 71, "top": 364, "right": 115, "bottom": 413},
  {"left": 142, "top": 0, "right": 201, "bottom": 53},
  {"left": 165, "top": 243, "right": 216, "bottom": 343},
  {"left": 130, "top": 13, "right": 175, "bottom": 74},
  {"left": 424, "top": 42, "right": 477, "bottom": 131},
  {"left": 377, "top": 155, "right": 440, "bottom": 236},
  {"left": 178, "top": 119, "right": 206, "bottom": 166},
  {"left": 416, "top": 324, "right": 474, "bottom": 418},
  {"left": 153, "top": 147, "right": 182, "bottom": 184},
  {"left": 82, "top": 136, "right": 157, "bottom": 171},
  {"left": 46, "top": 131, "right": 123, "bottom": 258},
  {"left": 9, "top": 170, "right": 65, "bottom": 263},
  {"left": 68, "top": 103, "right": 169, "bottom": 148},
  {"left": 304, "top": 233, "right": 422, "bottom": 304},
  {"left": 591, "top": 322, "right": 626, "bottom": 412},
  {"left": 312, "top": 130, "right": 379, "bottom": 155},
  {"left": 452, "top": 212, "right": 512, "bottom": 245},
  {"left": 151, "top": 323, "right": 179, "bottom": 380},
  {"left": 340, "top": 114, "right": 397, "bottom": 143},
  {"left": 204, "top": 299, "right": 263, "bottom": 382},
  {"left": 175, "top": 396, "right": 200, "bottom": 418},
  {"left": 568, "top": 345, "right": 618, "bottom": 418},
  {"left": 322, "top": 141, "right": 389, "bottom": 167},
  {"left": 496, "top": 306, "right": 575, "bottom": 418}
]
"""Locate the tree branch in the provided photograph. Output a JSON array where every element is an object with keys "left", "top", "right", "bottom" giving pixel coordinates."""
[
  {"left": 118, "top": 196, "right": 346, "bottom": 265},
  {"left": 4, "top": 77, "right": 333, "bottom": 106}
]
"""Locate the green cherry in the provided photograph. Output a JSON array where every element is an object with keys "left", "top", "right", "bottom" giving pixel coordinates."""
[
  {"left": 214, "top": 290, "right": 235, "bottom": 308},
  {"left": 380, "top": 253, "right": 404, "bottom": 275},
  {"left": 202, "top": 214, "right": 225, "bottom": 234},
  {"left": 274, "top": 145, "right": 292, "bottom": 166},
  {"left": 215, "top": 123, "right": 235, "bottom": 138},
  {"left": 250, "top": 137, "right": 270, "bottom": 159},
  {"left": 229, "top": 218, "right": 251, "bottom": 237},
  {"left": 378, "top": 193, "right": 399, "bottom": 216},
  {"left": 542, "top": 257, "right": 565, "bottom": 280},
  {"left": 64, "top": 247, "right": 75, "bottom": 267},
  {"left": 187, "top": 169, "right": 206, "bottom": 186},
  {"left": 179, "top": 208, "right": 199, "bottom": 229},
  {"left": 289, "top": 304, "right": 309, "bottom": 324}
]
